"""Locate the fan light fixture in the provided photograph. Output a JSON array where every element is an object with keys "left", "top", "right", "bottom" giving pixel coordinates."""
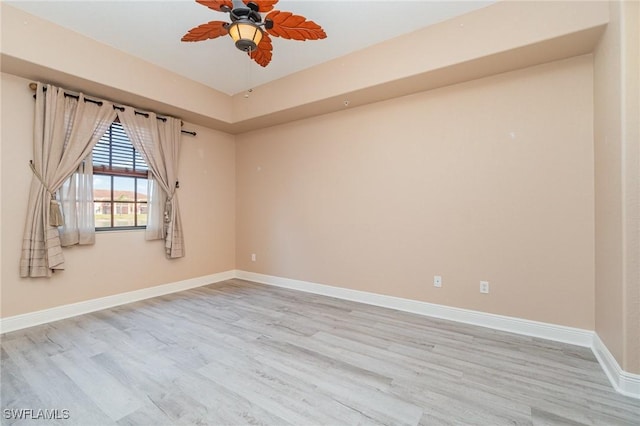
[
  {"left": 228, "top": 19, "right": 263, "bottom": 52},
  {"left": 181, "top": 1, "right": 327, "bottom": 67}
]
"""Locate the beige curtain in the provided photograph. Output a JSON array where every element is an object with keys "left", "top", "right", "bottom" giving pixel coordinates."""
[
  {"left": 20, "top": 83, "right": 116, "bottom": 278},
  {"left": 116, "top": 108, "right": 185, "bottom": 258}
]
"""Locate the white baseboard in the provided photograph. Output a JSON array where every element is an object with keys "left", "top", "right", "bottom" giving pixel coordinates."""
[
  {"left": 235, "top": 270, "right": 594, "bottom": 347},
  {"left": 0, "top": 270, "right": 235, "bottom": 334},
  {"left": 592, "top": 334, "right": 640, "bottom": 398}
]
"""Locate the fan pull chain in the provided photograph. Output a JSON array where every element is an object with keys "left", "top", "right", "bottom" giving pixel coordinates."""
[{"left": 245, "top": 46, "right": 253, "bottom": 99}]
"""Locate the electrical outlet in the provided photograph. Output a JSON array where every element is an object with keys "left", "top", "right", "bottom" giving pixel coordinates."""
[
  {"left": 434, "top": 275, "right": 442, "bottom": 288},
  {"left": 480, "top": 281, "right": 489, "bottom": 294},
  {"left": 251, "top": 253, "right": 256, "bottom": 262}
]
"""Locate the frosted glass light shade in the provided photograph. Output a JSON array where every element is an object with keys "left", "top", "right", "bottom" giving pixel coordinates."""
[{"left": 228, "top": 21, "right": 263, "bottom": 52}]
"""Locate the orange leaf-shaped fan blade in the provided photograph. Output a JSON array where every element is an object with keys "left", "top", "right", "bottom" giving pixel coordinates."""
[
  {"left": 249, "top": 33, "right": 273, "bottom": 67},
  {"left": 265, "top": 10, "right": 326, "bottom": 41},
  {"left": 181, "top": 20, "right": 229, "bottom": 42},
  {"left": 196, "top": 0, "right": 232, "bottom": 12},
  {"left": 243, "top": 0, "right": 278, "bottom": 12}
]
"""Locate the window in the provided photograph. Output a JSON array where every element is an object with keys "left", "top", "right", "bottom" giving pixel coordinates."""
[{"left": 93, "top": 122, "right": 148, "bottom": 230}]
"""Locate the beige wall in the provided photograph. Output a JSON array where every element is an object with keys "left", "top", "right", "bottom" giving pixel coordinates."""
[
  {"left": 236, "top": 55, "right": 595, "bottom": 329},
  {"left": 594, "top": 0, "right": 640, "bottom": 374},
  {"left": 0, "top": 72, "right": 236, "bottom": 318}
]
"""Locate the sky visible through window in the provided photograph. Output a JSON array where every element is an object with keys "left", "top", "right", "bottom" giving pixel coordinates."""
[
  {"left": 94, "top": 175, "right": 114, "bottom": 191},
  {"left": 94, "top": 175, "right": 146, "bottom": 191},
  {"left": 93, "top": 175, "right": 148, "bottom": 197}
]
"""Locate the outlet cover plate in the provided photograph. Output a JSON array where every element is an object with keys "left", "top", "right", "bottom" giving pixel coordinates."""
[{"left": 434, "top": 275, "right": 442, "bottom": 288}]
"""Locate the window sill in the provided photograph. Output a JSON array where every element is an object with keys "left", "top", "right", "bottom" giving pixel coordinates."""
[{"left": 96, "top": 227, "right": 146, "bottom": 233}]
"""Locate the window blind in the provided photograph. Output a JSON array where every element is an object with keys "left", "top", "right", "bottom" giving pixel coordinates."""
[{"left": 93, "top": 122, "right": 148, "bottom": 173}]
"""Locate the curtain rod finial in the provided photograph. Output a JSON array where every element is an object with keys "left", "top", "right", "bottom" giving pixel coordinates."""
[{"left": 29, "top": 82, "right": 38, "bottom": 91}]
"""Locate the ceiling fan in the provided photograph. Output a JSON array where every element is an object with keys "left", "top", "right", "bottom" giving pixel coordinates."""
[{"left": 181, "top": 0, "right": 327, "bottom": 67}]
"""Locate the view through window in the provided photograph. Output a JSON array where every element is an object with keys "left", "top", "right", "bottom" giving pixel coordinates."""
[{"left": 93, "top": 122, "right": 148, "bottom": 229}]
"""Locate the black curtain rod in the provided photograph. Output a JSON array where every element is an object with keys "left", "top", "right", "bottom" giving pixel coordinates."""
[{"left": 31, "top": 85, "right": 196, "bottom": 136}]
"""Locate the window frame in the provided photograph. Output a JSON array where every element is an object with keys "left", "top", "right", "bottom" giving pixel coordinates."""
[{"left": 93, "top": 122, "right": 149, "bottom": 231}]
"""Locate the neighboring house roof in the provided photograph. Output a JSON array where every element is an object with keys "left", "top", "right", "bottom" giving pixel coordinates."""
[{"left": 94, "top": 189, "right": 147, "bottom": 202}]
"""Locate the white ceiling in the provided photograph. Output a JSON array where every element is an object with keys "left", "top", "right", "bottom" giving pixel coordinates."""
[{"left": 7, "top": 0, "right": 495, "bottom": 95}]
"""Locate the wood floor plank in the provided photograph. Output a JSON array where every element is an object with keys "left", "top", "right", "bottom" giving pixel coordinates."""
[
  {"left": 2, "top": 337, "right": 116, "bottom": 425},
  {"left": 2, "top": 278, "right": 639, "bottom": 425},
  {"left": 173, "top": 370, "right": 294, "bottom": 426},
  {"left": 49, "top": 350, "right": 143, "bottom": 421}
]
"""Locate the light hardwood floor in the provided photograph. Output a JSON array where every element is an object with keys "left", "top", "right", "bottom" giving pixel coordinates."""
[{"left": 1, "top": 279, "right": 639, "bottom": 425}]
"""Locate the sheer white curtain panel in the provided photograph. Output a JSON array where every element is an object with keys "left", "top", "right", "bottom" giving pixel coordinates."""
[
  {"left": 116, "top": 108, "right": 185, "bottom": 258},
  {"left": 58, "top": 158, "right": 95, "bottom": 246},
  {"left": 20, "top": 83, "right": 116, "bottom": 278}
]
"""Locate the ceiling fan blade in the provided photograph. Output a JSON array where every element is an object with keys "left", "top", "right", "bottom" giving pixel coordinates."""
[
  {"left": 243, "top": 0, "right": 278, "bottom": 12},
  {"left": 249, "top": 33, "right": 273, "bottom": 67},
  {"left": 181, "top": 20, "right": 229, "bottom": 42},
  {"left": 195, "top": 0, "right": 233, "bottom": 12},
  {"left": 265, "top": 10, "right": 327, "bottom": 41}
]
